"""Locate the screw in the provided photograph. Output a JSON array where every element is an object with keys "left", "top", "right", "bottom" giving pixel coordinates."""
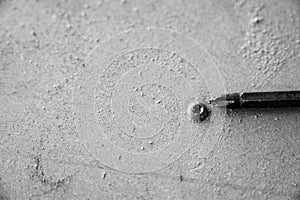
[{"left": 187, "top": 102, "right": 210, "bottom": 122}]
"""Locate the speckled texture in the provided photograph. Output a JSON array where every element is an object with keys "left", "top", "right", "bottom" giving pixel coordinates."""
[{"left": 0, "top": 0, "right": 299, "bottom": 199}]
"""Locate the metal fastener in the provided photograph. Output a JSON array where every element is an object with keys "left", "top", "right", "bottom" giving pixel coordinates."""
[{"left": 187, "top": 102, "right": 210, "bottom": 122}]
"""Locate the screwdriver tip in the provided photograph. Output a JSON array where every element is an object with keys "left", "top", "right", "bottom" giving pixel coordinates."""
[{"left": 209, "top": 96, "right": 231, "bottom": 107}]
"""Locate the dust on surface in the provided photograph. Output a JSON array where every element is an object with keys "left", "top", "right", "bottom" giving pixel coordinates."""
[{"left": 0, "top": 0, "right": 299, "bottom": 199}]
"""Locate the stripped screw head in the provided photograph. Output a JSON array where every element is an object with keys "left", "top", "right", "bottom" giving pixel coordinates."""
[{"left": 187, "top": 102, "right": 210, "bottom": 122}]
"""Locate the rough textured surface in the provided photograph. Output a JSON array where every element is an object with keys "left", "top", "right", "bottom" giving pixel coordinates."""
[{"left": 0, "top": 0, "right": 299, "bottom": 199}]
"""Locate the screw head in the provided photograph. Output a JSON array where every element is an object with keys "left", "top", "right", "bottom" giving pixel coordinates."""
[{"left": 187, "top": 102, "right": 210, "bottom": 122}]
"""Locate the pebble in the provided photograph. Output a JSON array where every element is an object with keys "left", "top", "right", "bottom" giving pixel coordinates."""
[
  {"left": 31, "top": 30, "right": 37, "bottom": 37},
  {"left": 66, "top": 24, "right": 72, "bottom": 29},
  {"left": 155, "top": 99, "right": 162, "bottom": 104},
  {"left": 102, "top": 172, "right": 106, "bottom": 179},
  {"left": 252, "top": 17, "right": 263, "bottom": 24}
]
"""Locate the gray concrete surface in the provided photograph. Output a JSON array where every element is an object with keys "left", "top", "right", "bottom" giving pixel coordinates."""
[{"left": 0, "top": 0, "right": 299, "bottom": 199}]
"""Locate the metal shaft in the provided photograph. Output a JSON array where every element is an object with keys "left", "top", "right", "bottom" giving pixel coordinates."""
[{"left": 210, "top": 90, "right": 300, "bottom": 109}]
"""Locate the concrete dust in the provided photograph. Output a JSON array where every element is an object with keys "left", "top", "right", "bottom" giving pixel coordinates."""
[{"left": 0, "top": 0, "right": 299, "bottom": 199}]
